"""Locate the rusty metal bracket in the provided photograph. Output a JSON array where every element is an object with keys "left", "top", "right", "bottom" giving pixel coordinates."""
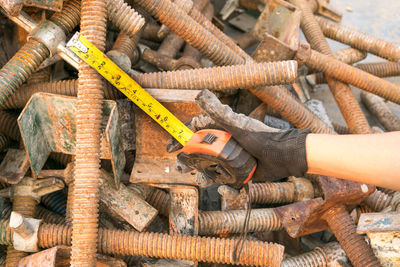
[
  {"left": 130, "top": 89, "right": 203, "bottom": 186},
  {"left": 315, "top": 0, "right": 342, "bottom": 22},
  {"left": 275, "top": 176, "right": 374, "bottom": 237},
  {"left": 252, "top": 0, "right": 300, "bottom": 62},
  {"left": 18, "top": 93, "right": 125, "bottom": 188},
  {"left": 0, "top": 149, "right": 30, "bottom": 184}
]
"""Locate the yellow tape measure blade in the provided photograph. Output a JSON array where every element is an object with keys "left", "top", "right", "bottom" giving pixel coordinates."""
[{"left": 66, "top": 32, "right": 193, "bottom": 146}]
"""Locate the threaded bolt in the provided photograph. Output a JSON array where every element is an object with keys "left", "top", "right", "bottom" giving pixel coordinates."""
[
  {"left": 198, "top": 208, "right": 283, "bottom": 235},
  {"left": 250, "top": 182, "right": 296, "bottom": 204},
  {"left": 0, "top": 0, "right": 80, "bottom": 107},
  {"left": 363, "top": 189, "right": 393, "bottom": 212},
  {"left": 356, "top": 62, "right": 400, "bottom": 78},
  {"left": 316, "top": 16, "right": 400, "bottom": 62},
  {"left": 0, "top": 40, "right": 50, "bottom": 106},
  {"left": 0, "top": 79, "right": 123, "bottom": 110},
  {"left": 331, "top": 121, "right": 350, "bottom": 134},
  {"left": 135, "top": 61, "right": 298, "bottom": 90},
  {"left": 0, "top": 133, "right": 11, "bottom": 152},
  {"left": 282, "top": 248, "right": 327, "bottom": 267},
  {"left": 333, "top": 48, "right": 367, "bottom": 66},
  {"left": 70, "top": 0, "right": 107, "bottom": 265},
  {"left": 33, "top": 222, "right": 284, "bottom": 266},
  {"left": 26, "top": 67, "right": 51, "bottom": 85},
  {"left": 134, "top": 0, "right": 243, "bottom": 65},
  {"left": 307, "top": 49, "right": 400, "bottom": 106},
  {"left": 292, "top": 0, "right": 371, "bottom": 134},
  {"left": 361, "top": 91, "right": 400, "bottom": 131},
  {"left": 323, "top": 205, "right": 381, "bottom": 267},
  {"left": 36, "top": 206, "right": 65, "bottom": 225},
  {"left": 146, "top": 188, "right": 170, "bottom": 217},
  {"left": 107, "top": 0, "right": 145, "bottom": 38}
]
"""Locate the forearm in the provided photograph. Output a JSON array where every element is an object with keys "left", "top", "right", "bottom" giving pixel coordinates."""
[{"left": 306, "top": 132, "right": 400, "bottom": 190}]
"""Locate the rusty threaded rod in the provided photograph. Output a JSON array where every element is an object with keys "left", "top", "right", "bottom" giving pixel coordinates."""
[
  {"left": 356, "top": 62, "right": 400, "bottom": 77},
  {"left": 363, "top": 189, "right": 393, "bottom": 212},
  {"left": 0, "top": 0, "right": 80, "bottom": 106},
  {"left": 70, "top": 0, "right": 107, "bottom": 265},
  {"left": 0, "top": 220, "right": 284, "bottom": 266},
  {"left": 316, "top": 16, "right": 400, "bottom": 62},
  {"left": 135, "top": 61, "right": 298, "bottom": 90},
  {"left": 145, "top": 188, "right": 170, "bottom": 217},
  {"left": 198, "top": 208, "right": 283, "bottom": 235},
  {"left": 0, "top": 111, "right": 20, "bottom": 141},
  {"left": 361, "top": 91, "right": 400, "bottom": 131},
  {"left": 0, "top": 79, "right": 123, "bottom": 110},
  {"left": 107, "top": 0, "right": 145, "bottom": 39},
  {"left": 307, "top": 49, "right": 400, "bottom": 106},
  {"left": 281, "top": 248, "right": 326, "bottom": 267},
  {"left": 134, "top": 0, "right": 334, "bottom": 134},
  {"left": 292, "top": 0, "right": 371, "bottom": 134},
  {"left": 42, "top": 223, "right": 284, "bottom": 266},
  {"left": 323, "top": 205, "right": 381, "bottom": 267},
  {"left": 282, "top": 242, "right": 347, "bottom": 267},
  {"left": 310, "top": 61, "right": 400, "bottom": 84},
  {"left": 250, "top": 182, "right": 296, "bottom": 204}
]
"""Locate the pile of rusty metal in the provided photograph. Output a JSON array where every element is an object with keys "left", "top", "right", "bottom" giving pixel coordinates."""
[{"left": 0, "top": 0, "right": 399, "bottom": 266}]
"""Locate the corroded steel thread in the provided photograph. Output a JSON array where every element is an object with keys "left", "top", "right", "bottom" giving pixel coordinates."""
[
  {"left": 292, "top": 0, "right": 371, "bottom": 134},
  {"left": 316, "top": 16, "right": 400, "bottom": 62},
  {"left": 363, "top": 189, "right": 392, "bottom": 212},
  {"left": 133, "top": 0, "right": 243, "bottom": 65},
  {"left": 0, "top": 220, "right": 11, "bottom": 245},
  {"left": 70, "top": 0, "right": 107, "bottom": 265},
  {"left": 311, "top": 62, "right": 400, "bottom": 85},
  {"left": 281, "top": 248, "right": 327, "bottom": 267},
  {"left": 0, "top": 80, "right": 123, "bottom": 110},
  {"left": 41, "top": 191, "right": 67, "bottom": 216},
  {"left": 36, "top": 223, "right": 284, "bottom": 266},
  {"left": 250, "top": 182, "right": 295, "bottom": 204},
  {"left": 198, "top": 208, "right": 283, "bottom": 235},
  {"left": 113, "top": 32, "right": 138, "bottom": 61},
  {"left": 136, "top": 61, "right": 298, "bottom": 89},
  {"left": 0, "top": 0, "right": 80, "bottom": 106},
  {"left": 307, "top": 50, "right": 400, "bottom": 105},
  {"left": 107, "top": 0, "right": 145, "bottom": 38},
  {"left": 0, "top": 40, "right": 50, "bottom": 106},
  {"left": 356, "top": 62, "right": 400, "bottom": 77},
  {"left": 5, "top": 247, "right": 27, "bottom": 267},
  {"left": 324, "top": 205, "right": 381, "bottom": 267},
  {"left": 36, "top": 206, "right": 66, "bottom": 224},
  {"left": 0, "top": 111, "right": 20, "bottom": 141},
  {"left": 5, "top": 195, "right": 37, "bottom": 267},
  {"left": 157, "top": 32, "right": 185, "bottom": 59},
  {"left": 26, "top": 67, "right": 51, "bottom": 85},
  {"left": 49, "top": 0, "right": 81, "bottom": 34},
  {"left": 361, "top": 91, "right": 400, "bottom": 131},
  {"left": 333, "top": 48, "right": 367, "bottom": 65},
  {"left": 146, "top": 188, "right": 170, "bottom": 217},
  {"left": 134, "top": 0, "right": 334, "bottom": 134}
]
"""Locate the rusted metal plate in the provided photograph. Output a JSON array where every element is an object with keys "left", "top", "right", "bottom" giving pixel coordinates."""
[
  {"left": 252, "top": 0, "right": 300, "bottom": 62},
  {"left": 23, "top": 0, "right": 63, "bottom": 11},
  {"left": 130, "top": 90, "right": 202, "bottom": 185},
  {"left": 99, "top": 170, "right": 158, "bottom": 232},
  {"left": 0, "top": 149, "right": 30, "bottom": 184},
  {"left": 18, "top": 93, "right": 125, "bottom": 188},
  {"left": 275, "top": 175, "right": 375, "bottom": 237},
  {"left": 18, "top": 245, "right": 71, "bottom": 267},
  {"left": 357, "top": 212, "right": 400, "bottom": 266}
]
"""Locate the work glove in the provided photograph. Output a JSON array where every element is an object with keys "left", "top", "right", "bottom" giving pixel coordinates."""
[{"left": 167, "top": 89, "right": 310, "bottom": 181}]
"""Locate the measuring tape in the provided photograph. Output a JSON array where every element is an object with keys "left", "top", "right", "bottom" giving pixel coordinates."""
[{"left": 66, "top": 32, "right": 193, "bottom": 146}]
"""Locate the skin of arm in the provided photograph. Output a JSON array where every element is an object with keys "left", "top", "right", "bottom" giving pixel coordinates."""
[{"left": 306, "top": 131, "right": 400, "bottom": 190}]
